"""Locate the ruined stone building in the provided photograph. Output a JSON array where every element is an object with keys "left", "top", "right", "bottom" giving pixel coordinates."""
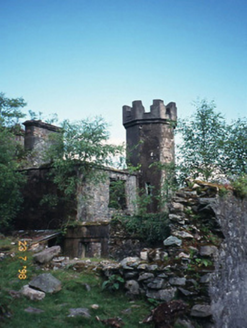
[
  {"left": 14, "top": 102, "right": 247, "bottom": 327},
  {"left": 16, "top": 99, "right": 177, "bottom": 257}
]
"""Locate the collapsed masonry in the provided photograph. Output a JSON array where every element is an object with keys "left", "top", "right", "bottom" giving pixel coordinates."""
[{"left": 99, "top": 182, "right": 247, "bottom": 328}]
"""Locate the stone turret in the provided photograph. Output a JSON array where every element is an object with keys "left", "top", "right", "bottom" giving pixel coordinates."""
[{"left": 123, "top": 99, "right": 177, "bottom": 212}]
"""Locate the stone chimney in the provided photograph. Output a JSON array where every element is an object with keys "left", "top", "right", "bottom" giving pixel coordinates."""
[{"left": 23, "top": 120, "right": 61, "bottom": 166}]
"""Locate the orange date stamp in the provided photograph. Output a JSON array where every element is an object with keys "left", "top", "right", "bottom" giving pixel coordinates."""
[{"left": 18, "top": 241, "right": 28, "bottom": 280}]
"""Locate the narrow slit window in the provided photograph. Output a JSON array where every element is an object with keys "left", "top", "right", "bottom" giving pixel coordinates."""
[{"left": 145, "top": 182, "right": 152, "bottom": 196}]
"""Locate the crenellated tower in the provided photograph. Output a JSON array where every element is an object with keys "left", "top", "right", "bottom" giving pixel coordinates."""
[{"left": 123, "top": 99, "right": 177, "bottom": 212}]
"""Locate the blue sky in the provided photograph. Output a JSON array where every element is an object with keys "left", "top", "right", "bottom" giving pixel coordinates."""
[{"left": 1, "top": 0, "right": 246, "bottom": 143}]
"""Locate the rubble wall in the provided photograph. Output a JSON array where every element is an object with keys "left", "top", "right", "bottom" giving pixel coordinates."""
[{"left": 103, "top": 182, "right": 247, "bottom": 327}]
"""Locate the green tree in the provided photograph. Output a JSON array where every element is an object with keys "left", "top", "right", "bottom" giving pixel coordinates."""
[
  {"left": 0, "top": 92, "right": 26, "bottom": 128},
  {"left": 45, "top": 117, "right": 123, "bottom": 201},
  {"left": 177, "top": 99, "right": 226, "bottom": 182},
  {"left": 223, "top": 118, "right": 247, "bottom": 175},
  {"left": 177, "top": 99, "right": 247, "bottom": 182},
  {"left": 0, "top": 93, "right": 27, "bottom": 231}
]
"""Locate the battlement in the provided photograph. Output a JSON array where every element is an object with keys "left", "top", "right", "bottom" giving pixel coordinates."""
[{"left": 123, "top": 99, "right": 177, "bottom": 127}]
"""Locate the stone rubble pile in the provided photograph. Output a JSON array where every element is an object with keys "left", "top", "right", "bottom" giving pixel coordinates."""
[{"left": 100, "top": 182, "right": 225, "bottom": 327}]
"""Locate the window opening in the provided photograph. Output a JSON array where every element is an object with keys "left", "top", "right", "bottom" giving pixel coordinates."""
[{"left": 109, "top": 178, "right": 127, "bottom": 210}]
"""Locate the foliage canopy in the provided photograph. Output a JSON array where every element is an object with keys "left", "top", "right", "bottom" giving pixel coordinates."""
[
  {"left": 0, "top": 93, "right": 27, "bottom": 231},
  {"left": 176, "top": 99, "right": 247, "bottom": 182},
  {"left": 45, "top": 117, "right": 123, "bottom": 198}
]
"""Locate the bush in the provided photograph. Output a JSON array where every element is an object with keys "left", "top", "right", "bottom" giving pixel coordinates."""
[
  {"left": 113, "top": 213, "right": 170, "bottom": 245},
  {"left": 0, "top": 93, "right": 27, "bottom": 231},
  {"left": 232, "top": 174, "right": 247, "bottom": 198}
]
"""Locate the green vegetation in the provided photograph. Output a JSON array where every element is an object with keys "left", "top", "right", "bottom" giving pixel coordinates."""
[
  {"left": 43, "top": 117, "right": 123, "bottom": 211},
  {"left": 232, "top": 174, "right": 247, "bottom": 198},
  {"left": 218, "top": 186, "right": 230, "bottom": 198},
  {"left": 177, "top": 99, "right": 247, "bottom": 183},
  {"left": 0, "top": 93, "right": 27, "bottom": 232},
  {"left": 112, "top": 212, "right": 170, "bottom": 244},
  {"left": 149, "top": 162, "right": 178, "bottom": 210},
  {"left": 0, "top": 240, "right": 153, "bottom": 328},
  {"left": 0, "top": 93, "right": 26, "bottom": 127},
  {"left": 110, "top": 173, "right": 172, "bottom": 245},
  {"left": 28, "top": 109, "right": 58, "bottom": 124},
  {"left": 47, "top": 117, "right": 123, "bottom": 189},
  {"left": 101, "top": 274, "right": 125, "bottom": 291},
  {"left": 223, "top": 118, "right": 247, "bottom": 175},
  {"left": 134, "top": 189, "right": 153, "bottom": 217},
  {"left": 109, "top": 179, "right": 126, "bottom": 210},
  {"left": 194, "top": 258, "right": 213, "bottom": 267}
]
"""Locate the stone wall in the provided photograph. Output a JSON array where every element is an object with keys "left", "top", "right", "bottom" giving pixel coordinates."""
[
  {"left": 15, "top": 167, "right": 76, "bottom": 230},
  {"left": 209, "top": 193, "right": 247, "bottom": 328},
  {"left": 65, "top": 169, "right": 137, "bottom": 258},
  {"left": 101, "top": 182, "right": 247, "bottom": 327},
  {"left": 76, "top": 169, "right": 137, "bottom": 222},
  {"left": 63, "top": 222, "right": 109, "bottom": 258},
  {"left": 16, "top": 166, "right": 137, "bottom": 229},
  {"left": 16, "top": 164, "right": 137, "bottom": 258}
]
